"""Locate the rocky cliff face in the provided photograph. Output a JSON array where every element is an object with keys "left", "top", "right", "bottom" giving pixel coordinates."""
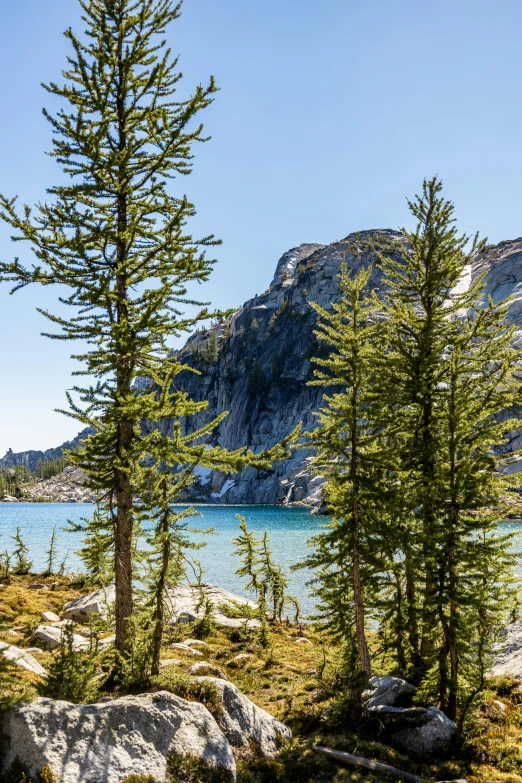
[
  {"left": 149, "top": 229, "right": 408, "bottom": 507},
  {"left": 6, "top": 231, "right": 522, "bottom": 506},
  {"left": 155, "top": 230, "right": 522, "bottom": 507}
]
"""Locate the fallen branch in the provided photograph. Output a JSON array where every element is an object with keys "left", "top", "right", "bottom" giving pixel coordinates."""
[{"left": 313, "top": 745, "right": 423, "bottom": 783}]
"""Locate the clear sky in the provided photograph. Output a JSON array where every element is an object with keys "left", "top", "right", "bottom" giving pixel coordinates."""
[{"left": 1, "top": 0, "right": 521, "bottom": 454}]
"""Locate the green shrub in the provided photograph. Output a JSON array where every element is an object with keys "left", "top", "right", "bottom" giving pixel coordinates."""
[
  {"left": 167, "top": 755, "right": 234, "bottom": 783},
  {"left": 36, "top": 623, "right": 98, "bottom": 704}
]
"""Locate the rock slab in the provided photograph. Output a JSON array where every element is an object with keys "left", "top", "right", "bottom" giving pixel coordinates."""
[
  {"left": 33, "top": 625, "right": 89, "bottom": 651},
  {"left": 62, "top": 582, "right": 259, "bottom": 629},
  {"left": 0, "top": 642, "right": 47, "bottom": 678},
  {"left": 1, "top": 691, "right": 236, "bottom": 783},
  {"left": 195, "top": 677, "right": 291, "bottom": 756},
  {"left": 363, "top": 675, "right": 417, "bottom": 708}
]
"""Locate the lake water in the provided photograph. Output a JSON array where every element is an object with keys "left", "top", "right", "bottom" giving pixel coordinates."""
[
  {"left": 1, "top": 504, "right": 521, "bottom": 617},
  {"left": 0, "top": 503, "right": 325, "bottom": 615}
]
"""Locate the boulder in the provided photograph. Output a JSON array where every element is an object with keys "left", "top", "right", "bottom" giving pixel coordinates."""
[
  {"left": 490, "top": 618, "right": 522, "bottom": 679},
  {"left": 166, "top": 583, "right": 260, "bottom": 629},
  {"left": 363, "top": 675, "right": 417, "bottom": 708},
  {"left": 188, "top": 662, "right": 228, "bottom": 680},
  {"left": 294, "top": 637, "right": 313, "bottom": 645},
  {"left": 183, "top": 639, "right": 211, "bottom": 649},
  {"left": 0, "top": 642, "right": 47, "bottom": 678},
  {"left": 41, "top": 611, "right": 60, "bottom": 623},
  {"left": 62, "top": 584, "right": 115, "bottom": 621},
  {"left": 0, "top": 691, "right": 236, "bottom": 783},
  {"left": 169, "top": 643, "right": 203, "bottom": 657},
  {"left": 194, "top": 677, "right": 291, "bottom": 756},
  {"left": 29, "top": 584, "right": 49, "bottom": 590},
  {"left": 389, "top": 706, "right": 457, "bottom": 755},
  {"left": 33, "top": 625, "right": 89, "bottom": 651},
  {"left": 159, "top": 658, "right": 182, "bottom": 668}
]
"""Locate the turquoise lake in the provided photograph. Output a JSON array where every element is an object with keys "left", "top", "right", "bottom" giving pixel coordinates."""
[
  {"left": 1, "top": 504, "right": 521, "bottom": 617},
  {"left": 0, "top": 504, "right": 325, "bottom": 615}
]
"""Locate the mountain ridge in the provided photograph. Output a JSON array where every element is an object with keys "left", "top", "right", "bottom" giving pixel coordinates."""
[{"left": 4, "top": 229, "right": 522, "bottom": 504}]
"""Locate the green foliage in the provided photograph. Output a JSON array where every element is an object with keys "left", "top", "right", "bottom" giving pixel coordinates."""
[
  {"left": 233, "top": 516, "right": 294, "bottom": 631},
  {"left": 37, "top": 623, "right": 99, "bottom": 704},
  {"left": 152, "top": 670, "right": 223, "bottom": 719},
  {"left": 167, "top": 755, "right": 234, "bottom": 783},
  {"left": 0, "top": 0, "right": 296, "bottom": 662},
  {"left": 35, "top": 457, "right": 65, "bottom": 480},
  {"left": 119, "top": 777, "right": 158, "bottom": 783},
  {"left": 300, "top": 263, "right": 381, "bottom": 684},
  {"left": 43, "top": 526, "right": 57, "bottom": 577},
  {"left": 233, "top": 516, "right": 261, "bottom": 594},
  {"left": 0, "top": 466, "right": 33, "bottom": 499},
  {"left": 11, "top": 528, "right": 32, "bottom": 576},
  {"left": 305, "top": 177, "right": 522, "bottom": 722}
]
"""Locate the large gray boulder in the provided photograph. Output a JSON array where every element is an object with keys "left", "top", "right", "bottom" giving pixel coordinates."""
[
  {"left": 363, "top": 675, "right": 416, "bottom": 708},
  {"left": 62, "top": 584, "right": 115, "bottom": 621},
  {"left": 0, "top": 642, "right": 47, "bottom": 678},
  {"left": 195, "top": 677, "right": 291, "bottom": 756},
  {"left": 388, "top": 706, "right": 457, "bottom": 755},
  {"left": 1, "top": 691, "right": 236, "bottom": 783}
]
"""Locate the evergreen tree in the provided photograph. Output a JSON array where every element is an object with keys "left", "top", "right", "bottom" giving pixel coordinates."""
[
  {"left": 304, "top": 264, "right": 382, "bottom": 679},
  {"left": 376, "top": 177, "right": 520, "bottom": 715},
  {"left": 44, "top": 526, "right": 58, "bottom": 577},
  {"left": 37, "top": 623, "right": 98, "bottom": 703},
  {"left": 233, "top": 515, "right": 260, "bottom": 594},
  {"left": 0, "top": 0, "right": 296, "bottom": 657},
  {"left": 435, "top": 289, "right": 519, "bottom": 718},
  {"left": 375, "top": 177, "right": 485, "bottom": 679},
  {"left": 11, "top": 527, "right": 32, "bottom": 575}
]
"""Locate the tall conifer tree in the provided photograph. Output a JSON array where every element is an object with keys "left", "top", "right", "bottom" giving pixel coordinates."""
[
  {"left": 376, "top": 178, "right": 485, "bottom": 677},
  {"left": 0, "top": 0, "right": 296, "bottom": 657},
  {"left": 304, "top": 265, "right": 381, "bottom": 681}
]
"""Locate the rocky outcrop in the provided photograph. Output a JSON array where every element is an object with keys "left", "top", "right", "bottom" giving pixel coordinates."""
[
  {"left": 363, "top": 676, "right": 456, "bottom": 755},
  {"left": 0, "top": 642, "right": 47, "bottom": 678},
  {"left": 387, "top": 706, "right": 457, "bottom": 756},
  {"left": 62, "top": 582, "right": 258, "bottom": 628},
  {"left": 62, "top": 584, "right": 116, "bottom": 621},
  {"left": 0, "top": 691, "right": 236, "bottom": 783},
  {"left": 22, "top": 466, "right": 97, "bottom": 503},
  {"left": 146, "top": 231, "right": 522, "bottom": 506},
  {"left": 194, "top": 677, "right": 292, "bottom": 755}
]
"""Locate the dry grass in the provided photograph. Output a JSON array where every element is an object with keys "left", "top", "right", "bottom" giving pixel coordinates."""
[{"left": 1, "top": 576, "right": 522, "bottom": 783}]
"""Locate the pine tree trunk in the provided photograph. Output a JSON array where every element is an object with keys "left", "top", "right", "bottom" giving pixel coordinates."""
[
  {"left": 351, "top": 388, "right": 371, "bottom": 677},
  {"left": 151, "top": 502, "right": 170, "bottom": 677},
  {"left": 393, "top": 565, "right": 408, "bottom": 673},
  {"left": 420, "top": 395, "right": 438, "bottom": 666},
  {"left": 114, "top": 31, "right": 133, "bottom": 657},
  {"left": 114, "top": 422, "right": 134, "bottom": 656},
  {"left": 404, "top": 539, "right": 422, "bottom": 675},
  {"left": 447, "top": 532, "right": 458, "bottom": 720}
]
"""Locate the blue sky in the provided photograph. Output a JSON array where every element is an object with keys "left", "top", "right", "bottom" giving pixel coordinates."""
[{"left": 1, "top": 0, "right": 521, "bottom": 453}]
